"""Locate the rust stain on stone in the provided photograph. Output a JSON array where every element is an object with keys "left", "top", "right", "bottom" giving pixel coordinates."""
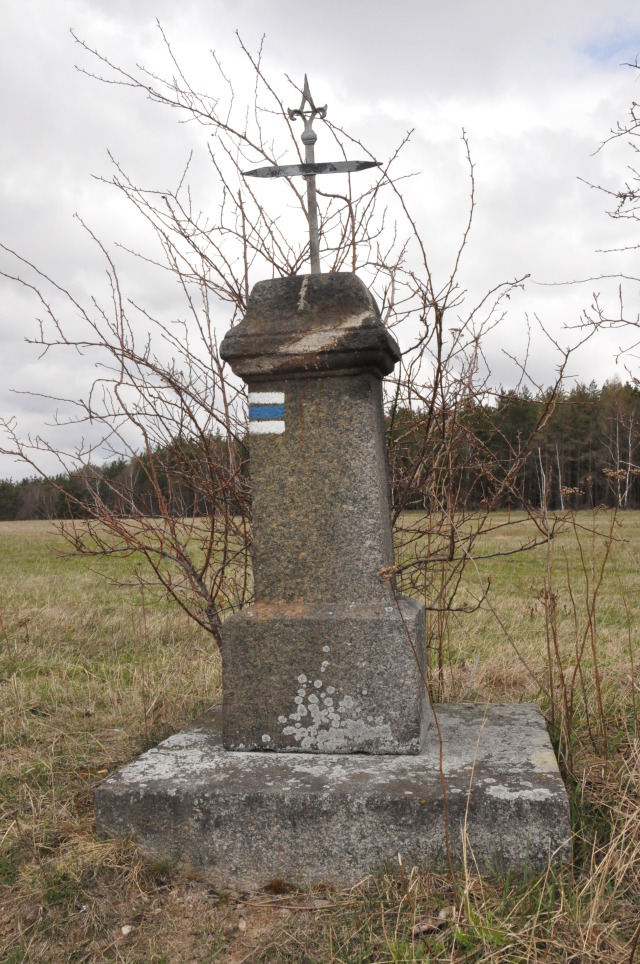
[{"left": 247, "top": 599, "right": 312, "bottom": 620}]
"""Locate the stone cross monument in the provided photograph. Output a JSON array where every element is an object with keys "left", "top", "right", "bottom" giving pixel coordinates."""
[
  {"left": 95, "top": 79, "right": 571, "bottom": 887},
  {"left": 223, "top": 79, "right": 426, "bottom": 754}
]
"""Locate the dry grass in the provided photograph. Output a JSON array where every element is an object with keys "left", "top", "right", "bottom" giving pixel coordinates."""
[{"left": 1, "top": 513, "right": 640, "bottom": 962}]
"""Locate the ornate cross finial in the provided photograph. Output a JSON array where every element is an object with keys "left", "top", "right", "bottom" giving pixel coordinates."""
[
  {"left": 243, "top": 77, "right": 379, "bottom": 275},
  {"left": 287, "top": 75, "right": 327, "bottom": 125}
]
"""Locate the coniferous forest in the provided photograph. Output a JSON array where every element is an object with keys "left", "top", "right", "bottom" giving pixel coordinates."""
[{"left": 1, "top": 378, "right": 639, "bottom": 521}]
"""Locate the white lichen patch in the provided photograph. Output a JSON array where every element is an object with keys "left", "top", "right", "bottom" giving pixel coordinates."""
[
  {"left": 287, "top": 760, "right": 351, "bottom": 783},
  {"left": 282, "top": 658, "right": 399, "bottom": 751},
  {"left": 297, "top": 275, "right": 309, "bottom": 311},
  {"left": 161, "top": 731, "right": 209, "bottom": 751},
  {"left": 283, "top": 310, "right": 371, "bottom": 356},
  {"left": 117, "top": 731, "right": 227, "bottom": 786},
  {"left": 531, "top": 748, "right": 558, "bottom": 771},
  {"left": 486, "top": 783, "right": 554, "bottom": 802}
]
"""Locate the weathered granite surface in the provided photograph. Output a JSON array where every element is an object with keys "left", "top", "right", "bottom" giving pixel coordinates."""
[
  {"left": 222, "top": 599, "right": 428, "bottom": 753},
  {"left": 219, "top": 273, "right": 427, "bottom": 754},
  {"left": 220, "top": 272, "right": 401, "bottom": 379},
  {"left": 95, "top": 703, "right": 572, "bottom": 888},
  {"left": 246, "top": 373, "right": 397, "bottom": 605}
]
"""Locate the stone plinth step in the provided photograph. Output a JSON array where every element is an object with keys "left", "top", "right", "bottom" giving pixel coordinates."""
[
  {"left": 222, "top": 598, "right": 427, "bottom": 754},
  {"left": 95, "top": 703, "right": 571, "bottom": 889}
]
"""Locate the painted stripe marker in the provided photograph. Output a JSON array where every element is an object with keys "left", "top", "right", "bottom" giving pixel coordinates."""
[{"left": 248, "top": 392, "right": 285, "bottom": 435}]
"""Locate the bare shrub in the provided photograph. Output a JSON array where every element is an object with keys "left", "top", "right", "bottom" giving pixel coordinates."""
[{"left": 1, "top": 27, "right": 581, "bottom": 670}]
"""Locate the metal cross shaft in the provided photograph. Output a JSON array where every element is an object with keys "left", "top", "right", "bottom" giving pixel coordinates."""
[
  {"left": 243, "top": 76, "right": 380, "bottom": 275},
  {"left": 289, "top": 76, "right": 324, "bottom": 273}
]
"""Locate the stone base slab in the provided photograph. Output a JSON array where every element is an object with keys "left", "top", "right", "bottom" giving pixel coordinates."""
[{"left": 95, "top": 703, "right": 571, "bottom": 889}]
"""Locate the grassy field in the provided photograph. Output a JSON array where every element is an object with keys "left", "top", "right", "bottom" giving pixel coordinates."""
[{"left": 1, "top": 512, "right": 639, "bottom": 962}]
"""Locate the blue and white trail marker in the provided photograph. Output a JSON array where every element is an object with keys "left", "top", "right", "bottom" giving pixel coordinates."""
[{"left": 248, "top": 391, "right": 285, "bottom": 435}]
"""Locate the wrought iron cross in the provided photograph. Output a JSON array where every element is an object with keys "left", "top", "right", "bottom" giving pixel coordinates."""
[{"left": 243, "top": 76, "right": 380, "bottom": 275}]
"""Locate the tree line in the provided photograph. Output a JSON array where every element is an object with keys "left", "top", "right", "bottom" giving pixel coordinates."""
[
  {"left": 1, "top": 378, "right": 639, "bottom": 522},
  {"left": 392, "top": 377, "right": 640, "bottom": 513}
]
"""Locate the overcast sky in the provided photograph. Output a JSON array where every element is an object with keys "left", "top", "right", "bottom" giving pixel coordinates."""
[{"left": 2, "top": 0, "right": 640, "bottom": 480}]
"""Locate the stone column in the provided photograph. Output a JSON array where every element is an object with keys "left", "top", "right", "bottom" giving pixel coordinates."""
[{"left": 220, "top": 273, "right": 427, "bottom": 754}]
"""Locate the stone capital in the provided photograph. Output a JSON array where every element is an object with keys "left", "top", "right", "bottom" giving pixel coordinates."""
[{"left": 220, "top": 272, "right": 401, "bottom": 380}]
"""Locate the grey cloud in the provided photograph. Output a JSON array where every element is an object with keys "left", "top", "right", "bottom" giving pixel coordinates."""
[{"left": 2, "top": 0, "right": 640, "bottom": 478}]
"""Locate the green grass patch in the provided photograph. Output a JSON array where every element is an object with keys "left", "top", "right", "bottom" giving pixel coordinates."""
[{"left": 1, "top": 514, "right": 639, "bottom": 961}]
